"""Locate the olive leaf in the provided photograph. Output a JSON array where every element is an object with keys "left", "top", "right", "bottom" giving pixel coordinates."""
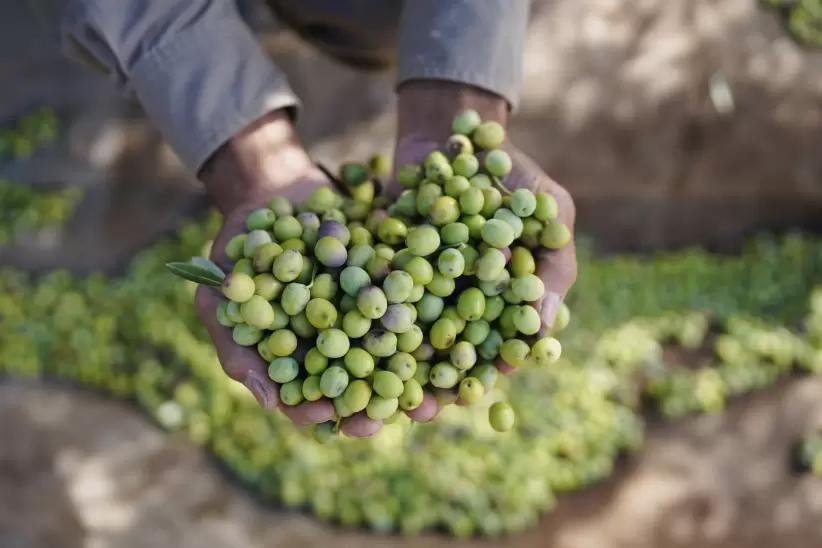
[
  {"left": 166, "top": 261, "right": 224, "bottom": 287},
  {"left": 316, "top": 162, "right": 351, "bottom": 197},
  {"left": 191, "top": 257, "right": 227, "bottom": 280}
]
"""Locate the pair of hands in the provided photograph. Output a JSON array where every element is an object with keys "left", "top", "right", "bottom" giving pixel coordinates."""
[{"left": 194, "top": 82, "right": 577, "bottom": 437}]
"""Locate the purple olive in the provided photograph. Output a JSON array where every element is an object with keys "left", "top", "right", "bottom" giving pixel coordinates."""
[
  {"left": 297, "top": 212, "right": 321, "bottom": 231},
  {"left": 317, "top": 220, "right": 351, "bottom": 246},
  {"left": 380, "top": 304, "right": 415, "bottom": 334}
]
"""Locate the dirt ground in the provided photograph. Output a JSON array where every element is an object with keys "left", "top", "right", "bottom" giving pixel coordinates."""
[{"left": 2, "top": 376, "right": 822, "bottom": 548}]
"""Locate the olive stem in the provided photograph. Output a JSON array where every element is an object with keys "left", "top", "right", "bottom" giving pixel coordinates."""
[
  {"left": 316, "top": 162, "right": 351, "bottom": 197},
  {"left": 306, "top": 263, "right": 319, "bottom": 289},
  {"left": 491, "top": 175, "right": 513, "bottom": 196}
]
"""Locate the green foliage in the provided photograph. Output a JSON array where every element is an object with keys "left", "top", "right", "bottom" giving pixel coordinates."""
[
  {"left": 0, "top": 107, "right": 58, "bottom": 161},
  {"left": 0, "top": 107, "right": 83, "bottom": 245},
  {"left": 0, "top": 181, "right": 83, "bottom": 244},
  {"left": 762, "top": 0, "right": 822, "bottom": 47}
]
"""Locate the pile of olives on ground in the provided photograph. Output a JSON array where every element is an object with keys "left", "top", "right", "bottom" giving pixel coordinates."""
[
  {"left": 170, "top": 110, "right": 572, "bottom": 438},
  {"left": 0, "top": 107, "right": 81, "bottom": 245}
]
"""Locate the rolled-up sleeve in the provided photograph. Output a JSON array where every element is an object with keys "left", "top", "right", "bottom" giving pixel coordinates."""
[
  {"left": 396, "top": 0, "right": 531, "bottom": 110},
  {"left": 60, "top": 0, "right": 300, "bottom": 173}
]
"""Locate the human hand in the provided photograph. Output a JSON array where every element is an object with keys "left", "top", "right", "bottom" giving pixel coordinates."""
[
  {"left": 193, "top": 111, "right": 341, "bottom": 428},
  {"left": 380, "top": 81, "right": 578, "bottom": 421},
  {"left": 193, "top": 111, "right": 442, "bottom": 437}
]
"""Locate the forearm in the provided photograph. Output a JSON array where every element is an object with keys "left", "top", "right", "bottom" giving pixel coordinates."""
[
  {"left": 60, "top": 0, "right": 300, "bottom": 175},
  {"left": 396, "top": 0, "right": 531, "bottom": 114}
]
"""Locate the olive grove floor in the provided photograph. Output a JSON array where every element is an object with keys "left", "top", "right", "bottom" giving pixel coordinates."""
[{"left": 1, "top": 376, "right": 822, "bottom": 548}]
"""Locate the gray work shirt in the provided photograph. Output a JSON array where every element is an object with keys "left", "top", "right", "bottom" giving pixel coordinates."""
[{"left": 59, "top": 0, "right": 530, "bottom": 173}]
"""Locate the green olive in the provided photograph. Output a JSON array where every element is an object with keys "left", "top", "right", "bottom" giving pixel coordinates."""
[
  {"left": 540, "top": 222, "right": 572, "bottom": 249},
  {"left": 366, "top": 396, "right": 399, "bottom": 420},
  {"left": 397, "top": 163, "right": 424, "bottom": 188},
  {"left": 267, "top": 329, "right": 298, "bottom": 357},
  {"left": 268, "top": 357, "right": 300, "bottom": 383},
  {"left": 444, "top": 175, "right": 472, "bottom": 197},
  {"left": 342, "top": 379, "right": 372, "bottom": 413},
  {"left": 387, "top": 352, "right": 417, "bottom": 381},
  {"left": 482, "top": 219, "right": 515, "bottom": 249},
  {"left": 304, "top": 347, "right": 329, "bottom": 375},
  {"left": 452, "top": 109, "right": 482, "bottom": 135},
  {"left": 483, "top": 149, "right": 512, "bottom": 177},
  {"left": 320, "top": 366, "right": 350, "bottom": 398},
  {"left": 399, "top": 378, "right": 425, "bottom": 410},
  {"left": 222, "top": 272, "right": 255, "bottom": 303},
  {"left": 280, "top": 379, "right": 304, "bottom": 406},
  {"left": 430, "top": 362, "right": 460, "bottom": 389},
  {"left": 534, "top": 192, "right": 559, "bottom": 221},
  {"left": 344, "top": 347, "right": 375, "bottom": 378},
  {"left": 488, "top": 401, "right": 516, "bottom": 432},
  {"left": 430, "top": 318, "right": 457, "bottom": 350},
  {"left": 458, "top": 377, "right": 485, "bottom": 404},
  {"left": 472, "top": 121, "right": 506, "bottom": 149},
  {"left": 452, "top": 154, "right": 479, "bottom": 179}
]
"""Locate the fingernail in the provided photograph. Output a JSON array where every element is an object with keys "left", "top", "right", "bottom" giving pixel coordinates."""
[
  {"left": 540, "top": 292, "right": 562, "bottom": 330},
  {"left": 245, "top": 373, "right": 274, "bottom": 410}
]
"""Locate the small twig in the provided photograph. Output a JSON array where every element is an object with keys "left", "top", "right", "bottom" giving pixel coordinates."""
[
  {"left": 316, "top": 162, "right": 351, "bottom": 197},
  {"left": 306, "top": 263, "right": 319, "bottom": 289},
  {"left": 491, "top": 176, "right": 513, "bottom": 196}
]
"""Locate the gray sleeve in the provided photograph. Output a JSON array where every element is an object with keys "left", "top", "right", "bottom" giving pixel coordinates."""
[
  {"left": 60, "top": 0, "right": 300, "bottom": 173},
  {"left": 396, "top": 0, "right": 531, "bottom": 110}
]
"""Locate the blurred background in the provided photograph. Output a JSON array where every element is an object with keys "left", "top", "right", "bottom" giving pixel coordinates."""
[{"left": 3, "top": 1, "right": 822, "bottom": 547}]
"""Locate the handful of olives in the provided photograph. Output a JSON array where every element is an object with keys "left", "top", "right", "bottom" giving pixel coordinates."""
[{"left": 168, "top": 110, "right": 572, "bottom": 441}]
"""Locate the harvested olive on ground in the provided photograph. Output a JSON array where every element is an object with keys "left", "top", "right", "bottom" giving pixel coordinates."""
[{"left": 488, "top": 401, "right": 516, "bottom": 432}]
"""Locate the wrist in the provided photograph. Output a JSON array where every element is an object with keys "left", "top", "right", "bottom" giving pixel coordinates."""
[
  {"left": 397, "top": 80, "right": 508, "bottom": 143},
  {"left": 199, "top": 110, "right": 313, "bottom": 214}
]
